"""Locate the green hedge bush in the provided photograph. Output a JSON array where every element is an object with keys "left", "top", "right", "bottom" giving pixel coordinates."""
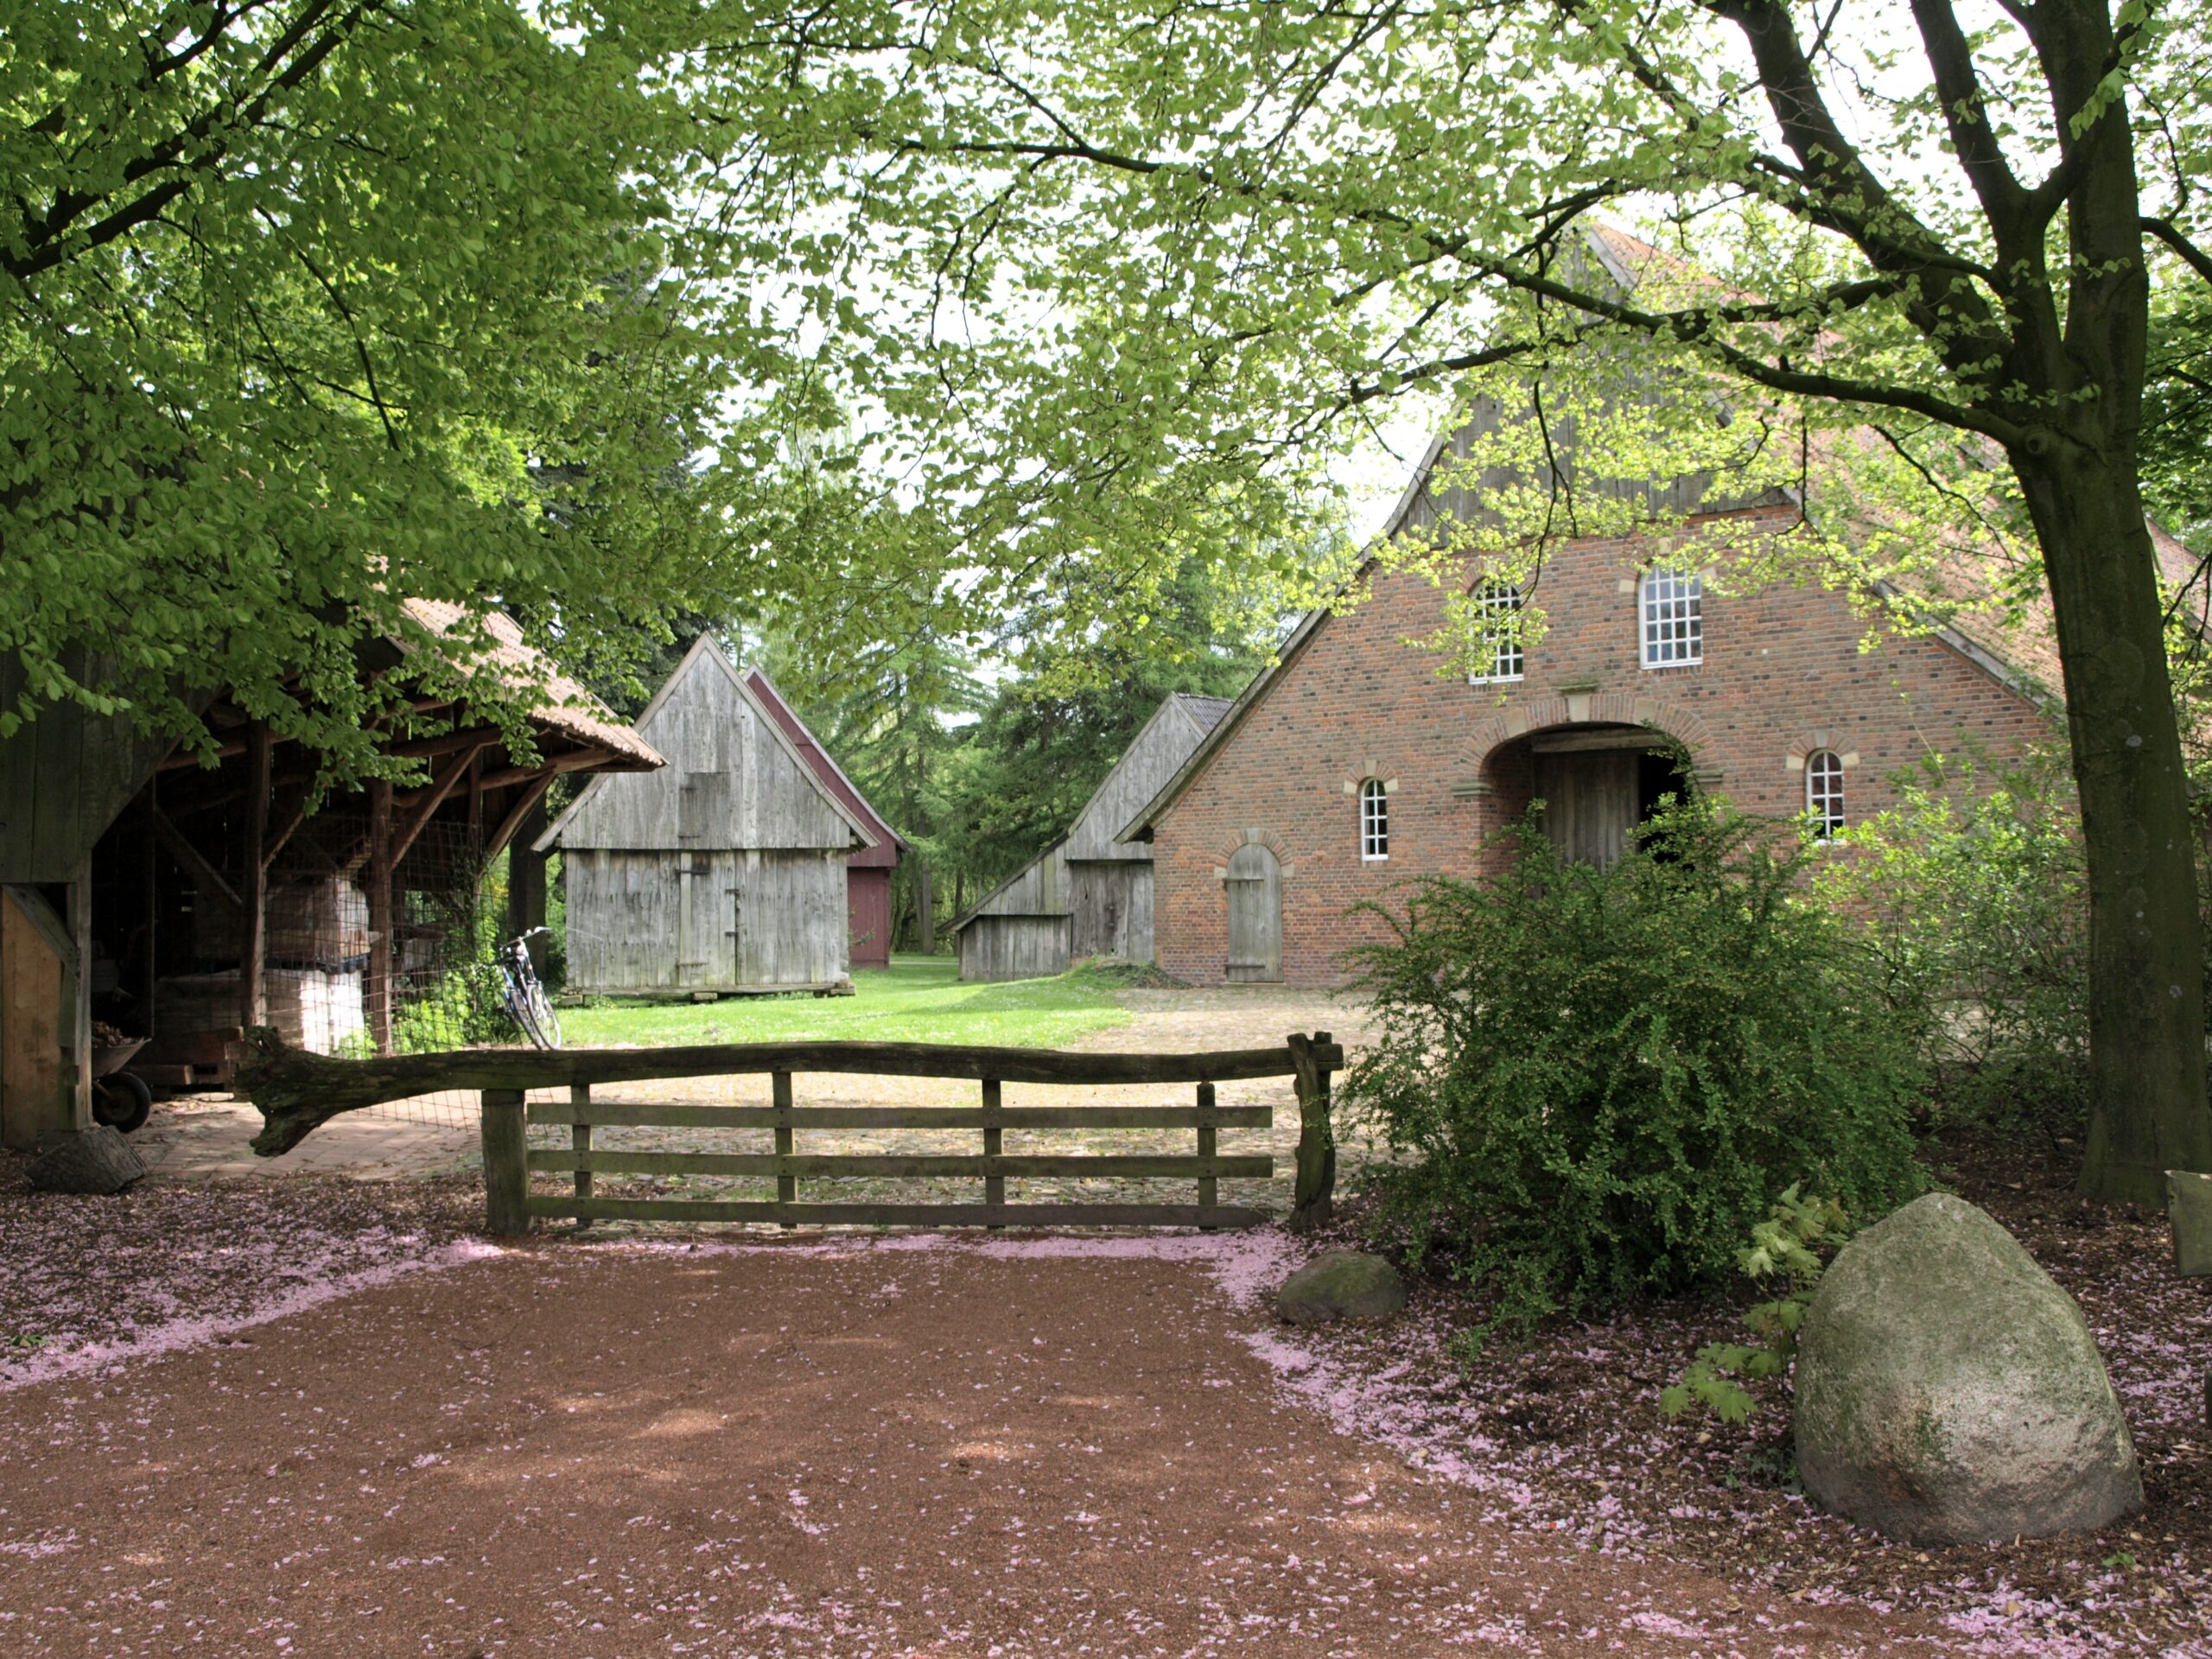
[
  {"left": 1815, "top": 749, "right": 2089, "bottom": 1141},
  {"left": 1340, "top": 798, "right": 1926, "bottom": 1339}
]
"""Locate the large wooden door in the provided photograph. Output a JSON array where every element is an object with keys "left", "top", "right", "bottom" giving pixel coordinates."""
[
  {"left": 1535, "top": 751, "right": 1639, "bottom": 869},
  {"left": 1224, "top": 844, "right": 1282, "bottom": 982}
]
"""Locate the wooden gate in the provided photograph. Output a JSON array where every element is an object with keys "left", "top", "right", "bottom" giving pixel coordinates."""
[
  {"left": 1224, "top": 844, "right": 1281, "bottom": 982},
  {"left": 238, "top": 1030, "right": 1343, "bottom": 1230},
  {"left": 472, "top": 1034, "right": 1338, "bottom": 1234}
]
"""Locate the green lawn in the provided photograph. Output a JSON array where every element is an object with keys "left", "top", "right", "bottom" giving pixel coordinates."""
[{"left": 557, "top": 956, "right": 1141, "bottom": 1049}]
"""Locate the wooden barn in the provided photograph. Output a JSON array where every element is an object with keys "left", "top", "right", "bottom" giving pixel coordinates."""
[
  {"left": 0, "top": 608, "right": 661, "bottom": 1149},
  {"left": 538, "top": 638, "right": 880, "bottom": 996},
  {"left": 743, "top": 669, "right": 908, "bottom": 970},
  {"left": 949, "top": 693, "right": 1231, "bottom": 982}
]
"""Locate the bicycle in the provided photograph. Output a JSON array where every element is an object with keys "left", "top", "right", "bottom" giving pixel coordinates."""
[{"left": 498, "top": 927, "right": 563, "bottom": 1050}]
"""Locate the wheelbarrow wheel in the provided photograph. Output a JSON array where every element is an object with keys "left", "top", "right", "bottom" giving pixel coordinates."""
[{"left": 92, "top": 1071, "right": 153, "bottom": 1135}]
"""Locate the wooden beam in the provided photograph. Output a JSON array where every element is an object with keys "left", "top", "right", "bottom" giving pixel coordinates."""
[
  {"left": 472, "top": 748, "right": 620, "bottom": 794},
  {"left": 484, "top": 773, "right": 553, "bottom": 862},
  {"left": 142, "top": 784, "right": 159, "bottom": 1038},
  {"left": 1527, "top": 727, "right": 1675, "bottom": 755},
  {"left": 241, "top": 724, "right": 270, "bottom": 1027},
  {"left": 150, "top": 804, "right": 242, "bottom": 915},
  {"left": 262, "top": 784, "right": 312, "bottom": 872},
  {"left": 238, "top": 1028, "right": 1344, "bottom": 1155},
  {"left": 388, "top": 741, "right": 487, "bottom": 869},
  {"left": 68, "top": 855, "right": 91, "bottom": 1129},
  {"left": 365, "top": 779, "right": 392, "bottom": 1055}
]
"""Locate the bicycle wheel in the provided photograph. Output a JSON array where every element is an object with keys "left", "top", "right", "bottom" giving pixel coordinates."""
[{"left": 523, "top": 979, "right": 563, "bottom": 1049}]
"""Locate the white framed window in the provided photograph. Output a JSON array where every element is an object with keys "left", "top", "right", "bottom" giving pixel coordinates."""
[
  {"left": 1469, "top": 581, "right": 1524, "bottom": 683},
  {"left": 1359, "top": 779, "right": 1389, "bottom": 861},
  {"left": 1806, "top": 749, "right": 1846, "bottom": 839},
  {"left": 1640, "top": 569, "right": 1703, "bottom": 668}
]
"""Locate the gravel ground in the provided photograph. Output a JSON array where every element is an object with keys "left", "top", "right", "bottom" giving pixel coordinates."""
[
  {"left": 3, "top": 985, "right": 2201, "bottom": 1653},
  {"left": 1, "top": 1224, "right": 1975, "bottom": 1657}
]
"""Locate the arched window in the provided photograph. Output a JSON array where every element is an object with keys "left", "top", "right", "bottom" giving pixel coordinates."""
[
  {"left": 1640, "top": 569, "right": 1703, "bottom": 667},
  {"left": 1806, "top": 749, "right": 1846, "bottom": 838},
  {"left": 1470, "top": 580, "right": 1524, "bottom": 683},
  {"left": 1359, "top": 779, "right": 1389, "bottom": 861}
]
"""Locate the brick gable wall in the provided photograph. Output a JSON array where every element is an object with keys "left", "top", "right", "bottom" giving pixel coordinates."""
[{"left": 1150, "top": 505, "right": 2059, "bottom": 986}]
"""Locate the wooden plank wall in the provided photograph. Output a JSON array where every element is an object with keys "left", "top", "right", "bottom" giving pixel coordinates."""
[
  {"left": 567, "top": 848, "right": 849, "bottom": 994},
  {"left": 1068, "top": 861, "right": 1153, "bottom": 963},
  {"left": 0, "top": 888, "right": 69, "bottom": 1149},
  {"left": 1062, "top": 698, "right": 1205, "bottom": 862},
  {"left": 957, "top": 914, "right": 1072, "bottom": 982},
  {"left": 0, "top": 652, "right": 172, "bottom": 884}
]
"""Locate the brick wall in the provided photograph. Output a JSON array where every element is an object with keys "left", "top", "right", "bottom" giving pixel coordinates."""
[{"left": 1150, "top": 506, "right": 2060, "bottom": 986}]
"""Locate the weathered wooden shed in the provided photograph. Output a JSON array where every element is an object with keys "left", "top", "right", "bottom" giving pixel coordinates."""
[
  {"left": 949, "top": 693, "right": 1231, "bottom": 982},
  {"left": 538, "top": 638, "right": 879, "bottom": 995},
  {"left": 743, "top": 669, "right": 908, "bottom": 970}
]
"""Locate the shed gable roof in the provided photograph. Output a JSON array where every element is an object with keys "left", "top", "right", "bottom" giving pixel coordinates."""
[
  {"left": 536, "top": 635, "right": 875, "bottom": 854},
  {"left": 744, "top": 667, "right": 909, "bottom": 870}
]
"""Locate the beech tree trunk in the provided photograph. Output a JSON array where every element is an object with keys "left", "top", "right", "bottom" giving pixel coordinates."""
[{"left": 2018, "top": 444, "right": 2212, "bottom": 1205}]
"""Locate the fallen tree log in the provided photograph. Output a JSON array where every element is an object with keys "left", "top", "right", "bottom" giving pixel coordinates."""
[{"left": 238, "top": 1028, "right": 1345, "bottom": 1156}]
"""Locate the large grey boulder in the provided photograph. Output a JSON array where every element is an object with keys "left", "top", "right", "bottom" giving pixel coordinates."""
[
  {"left": 1793, "top": 1192, "right": 2140, "bottom": 1543},
  {"left": 1276, "top": 1250, "right": 1408, "bottom": 1326},
  {"left": 25, "top": 1125, "right": 147, "bottom": 1195}
]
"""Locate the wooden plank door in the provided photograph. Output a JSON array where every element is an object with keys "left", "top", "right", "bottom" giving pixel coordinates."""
[
  {"left": 1534, "top": 751, "right": 1639, "bottom": 869},
  {"left": 1224, "top": 844, "right": 1281, "bottom": 982}
]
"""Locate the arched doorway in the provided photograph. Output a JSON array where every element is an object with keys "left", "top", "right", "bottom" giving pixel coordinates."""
[
  {"left": 1513, "top": 725, "right": 1694, "bottom": 869},
  {"left": 1224, "top": 843, "right": 1282, "bottom": 982}
]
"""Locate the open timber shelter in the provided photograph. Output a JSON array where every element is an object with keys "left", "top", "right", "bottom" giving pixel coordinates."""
[{"left": 0, "top": 607, "right": 661, "bottom": 1150}]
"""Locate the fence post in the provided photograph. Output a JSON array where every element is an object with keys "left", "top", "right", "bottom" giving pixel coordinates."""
[
  {"left": 481, "top": 1087, "right": 531, "bottom": 1236},
  {"left": 772, "top": 1069, "right": 796, "bottom": 1226},
  {"left": 1196, "top": 1081, "right": 1217, "bottom": 1230},
  {"left": 570, "top": 1083, "right": 593, "bottom": 1228},
  {"left": 1286, "top": 1030, "right": 1335, "bottom": 1232},
  {"left": 982, "top": 1077, "right": 1005, "bottom": 1227}
]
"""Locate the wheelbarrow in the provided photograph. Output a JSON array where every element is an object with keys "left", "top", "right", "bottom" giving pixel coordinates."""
[{"left": 90, "top": 1039, "right": 153, "bottom": 1135}]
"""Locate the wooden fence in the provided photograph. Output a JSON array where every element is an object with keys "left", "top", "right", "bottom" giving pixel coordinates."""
[
  {"left": 481, "top": 1033, "right": 1339, "bottom": 1234},
  {"left": 235, "top": 1027, "right": 1341, "bottom": 1233}
]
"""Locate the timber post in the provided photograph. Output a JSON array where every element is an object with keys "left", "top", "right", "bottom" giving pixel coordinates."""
[
  {"left": 365, "top": 779, "right": 394, "bottom": 1054},
  {"left": 1196, "top": 1081, "right": 1218, "bottom": 1230},
  {"left": 242, "top": 722, "right": 270, "bottom": 1027},
  {"left": 1287, "top": 1029, "right": 1336, "bottom": 1233},
  {"left": 982, "top": 1076, "right": 1005, "bottom": 1225},
  {"left": 772, "top": 1069, "right": 796, "bottom": 1226},
  {"left": 481, "top": 1087, "right": 531, "bottom": 1236},
  {"left": 570, "top": 1082, "right": 593, "bottom": 1228}
]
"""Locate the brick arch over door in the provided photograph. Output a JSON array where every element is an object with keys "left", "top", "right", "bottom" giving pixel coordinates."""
[{"left": 1463, "top": 691, "right": 1717, "bottom": 779}]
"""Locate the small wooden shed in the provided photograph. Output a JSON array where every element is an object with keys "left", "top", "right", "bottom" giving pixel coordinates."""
[
  {"left": 950, "top": 693, "right": 1231, "bottom": 982},
  {"left": 743, "top": 669, "right": 908, "bottom": 970},
  {"left": 538, "top": 638, "right": 879, "bottom": 995}
]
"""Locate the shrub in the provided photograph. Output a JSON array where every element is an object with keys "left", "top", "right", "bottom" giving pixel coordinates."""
[
  {"left": 1662, "top": 1185, "right": 1853, "bottom": 1425},
  {"left": 1340, "top": 797, "right": 1926, "bottom": 1340},
  {"left": 1815, "top": 749, "right": 2090, "bottom": 1141}
]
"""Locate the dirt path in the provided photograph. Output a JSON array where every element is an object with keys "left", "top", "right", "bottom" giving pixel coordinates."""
[{"left": 0, "top": 1235, "right": 1942, "bottom": 1656}]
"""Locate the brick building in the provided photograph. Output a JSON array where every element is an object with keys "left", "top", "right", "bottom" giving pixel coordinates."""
[{"left": 1118, "top": 423, "right": 2191, "bottom": 988}]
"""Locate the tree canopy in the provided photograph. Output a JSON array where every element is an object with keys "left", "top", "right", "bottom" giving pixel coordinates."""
[
  {"left": 679, "top": 0, "right": 2212, "bottom": 1202},
  {"left": 1, "top": 1, "right": 822, "bottom": 771}
]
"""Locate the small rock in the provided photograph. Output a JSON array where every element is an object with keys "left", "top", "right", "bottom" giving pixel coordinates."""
[
  {"left": 1276, "top": 1250, "right": 1407, "bottom": 1326},
  {"left": 1793, "top": 1192, "right": 2141, "bottom": 1544},
  {"left": 26, "top": 1124, "right": 147, "bottom": 1195}
]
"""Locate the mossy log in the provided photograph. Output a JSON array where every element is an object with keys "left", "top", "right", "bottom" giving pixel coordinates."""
[{"left": 238, "top": 1028, "right": 1345, "bottom": 1157}]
